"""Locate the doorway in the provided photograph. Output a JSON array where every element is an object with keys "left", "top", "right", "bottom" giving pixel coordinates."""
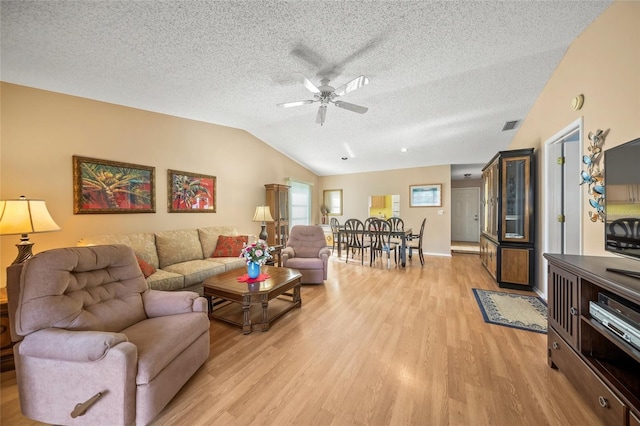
[
  {"left": 451, "top": 187, "right": 480, "bottom": 242},
  {"left": 542, "top": 118, "right": 583, "bottom": 297}
]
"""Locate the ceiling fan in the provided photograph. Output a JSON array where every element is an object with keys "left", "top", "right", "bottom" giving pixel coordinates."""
[{"left": 276, "top": 75, "right": 369, "bottom": 125}]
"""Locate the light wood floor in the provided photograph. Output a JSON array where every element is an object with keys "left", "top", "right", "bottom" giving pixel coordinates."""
[{"left": 1, "top": 253, "right": 600, "bottom": 425}]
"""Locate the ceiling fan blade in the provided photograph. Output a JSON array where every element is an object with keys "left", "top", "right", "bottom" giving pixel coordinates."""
[
  {"left": 316, "top": 105, "right": 327, "bottom": 125},
  {"left": 334, "top": 101, "right": 368, "bottom": 114},
  {"left": 277, "top": 100, "right": 315, "bottom": 108},
  {"left": 291, "top": 43, "right": 326, "bottom": 69},
  {"left": 334, "top": 75, "right": 369, "bottom": 97},
  {"left": 303, "top": 77, "right": 320, "bottom": 94}
]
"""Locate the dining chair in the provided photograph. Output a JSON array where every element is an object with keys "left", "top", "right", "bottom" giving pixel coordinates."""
[
  {"left": 344, "top": 218, "right": 370, "bottom": 264},
  {"left": 330, "top": 217, "right": 347, "bottom": 255},
  {"left": 387, "top": 216, "right": 404, "bottom": 244},
  {"left": 387, "top": 216, "right": 404, "bottom": 232},
  {"left": 363, "top": 216, "right": 378, "bottom": 245},
  {"left": 406, "top": 218, "right": 426, "bottom": 266},
  {"left": 369, "top": 218, "right": 397, "bottom": 269}
]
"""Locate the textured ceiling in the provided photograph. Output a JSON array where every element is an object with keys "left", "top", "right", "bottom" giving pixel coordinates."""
[{"left": 1, "top": 1, "right": 611, "bottom": 177}]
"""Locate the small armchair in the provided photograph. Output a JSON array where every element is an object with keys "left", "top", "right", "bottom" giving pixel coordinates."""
[
  {"left": 7, "top": 244, "right": 210, "bottom": 425},
  {"left": 282, "top": 225, "right": 331, "bottom": 284}
]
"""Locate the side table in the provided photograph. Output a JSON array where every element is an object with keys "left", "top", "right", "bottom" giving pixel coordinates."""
[
  {"left": 266, "top": 244, "right": 283, "bottom": 267},
  {"left": 0, "top": 287, "right": 15, "bottom": 371}
]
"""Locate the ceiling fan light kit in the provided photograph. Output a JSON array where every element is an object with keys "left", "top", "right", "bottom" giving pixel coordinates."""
[{"left": 277, "top": 75, "right": 370, "bottom": 125}]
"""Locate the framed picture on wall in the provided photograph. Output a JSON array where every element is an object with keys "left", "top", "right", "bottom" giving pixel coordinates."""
[
  {"left": 167, "top": 169, "right": 216, "bottom": 213},
  {"left": 73, "top": 155, "right": 155, "bottom": 214},
  {"left": 409, "top": 183, "right": 442, "bottom": 207}
]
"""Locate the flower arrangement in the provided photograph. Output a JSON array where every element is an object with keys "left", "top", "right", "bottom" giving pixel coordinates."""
[
  {"left": 320, "top": 204, "right": 330, "bottom": 224},
  {"left": 239, "top": 239, "right": 274, "bottom": 265}
]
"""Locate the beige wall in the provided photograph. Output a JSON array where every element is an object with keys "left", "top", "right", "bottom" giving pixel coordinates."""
[
  {"left": 508, "top": 1, "right": 640, "bottom": 293},
  {"left": 0, "top": 83, "right": 318, "bottom": 283},
  {"left": 451, "top": 178, "right": 482, "bottom": 189},
  {"left": 320, "top": 165, "right": 452, "bottom": 256}
]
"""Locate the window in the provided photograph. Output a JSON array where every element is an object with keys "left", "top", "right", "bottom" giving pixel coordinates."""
[{"left": 288, "top": 179, "right": 312, "bottom": 227}]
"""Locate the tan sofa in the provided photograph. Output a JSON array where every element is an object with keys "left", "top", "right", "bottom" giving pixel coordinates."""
[{"left": 78, "top": 226, "right": 247, "bottom": 294}]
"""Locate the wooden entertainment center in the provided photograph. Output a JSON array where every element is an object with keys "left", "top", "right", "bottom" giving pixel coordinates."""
[{"left": 545, "top": 254, "right": 640, "bottom": 425}]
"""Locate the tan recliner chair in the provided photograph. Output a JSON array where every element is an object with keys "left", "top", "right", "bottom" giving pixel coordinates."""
[
  {"left": 7, "top": 244, "right": 210, "bottom": 425},
  {"left": 282, "top": 225, "right": 331, "bottom": 284}
]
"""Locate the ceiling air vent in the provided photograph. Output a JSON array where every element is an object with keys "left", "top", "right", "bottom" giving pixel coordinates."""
[{"left": 502, "top": 120, "right": 519, "bottom": 131}]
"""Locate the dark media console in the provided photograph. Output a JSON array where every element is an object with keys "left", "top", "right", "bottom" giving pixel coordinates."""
[
  {"left": 607, "top": 267, "right": 640, "bottom": 280},
  {"left": 545, "top": 254, "right": 640, "bottom": 426}
]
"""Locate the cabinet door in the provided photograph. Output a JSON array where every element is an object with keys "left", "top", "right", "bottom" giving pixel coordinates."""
[
  {"left": 499, "top": 246, "right": 532, "bottom": 286},
  {"left": 548, "top": 264, "right": 580, "bottom": 348},
  {"left": 489, "top": 163, "right": 499, "bottom": 238},
  {"left": 501, "top": 156, "right": 532, "bottom": 243},
  {"left": 371, "top": 195, "right": 385, "bottom": 209},
  {"left": 488, "top": 242, "right": 497, "bottom": 279},
  {"left": 265, "top": 184, "right": 290, "bottom": 246},
  {"left": 479, "top": 236, "right": 487, "bottom": 266},
  {"left": 480, "top": 235, "right": 497, "bottom": 279},
  {"left": 481, "top": 171, "right": 489, "bottom": 235},
  {"left": 481, "top": 163, "right": 499, "bottom": 239}
]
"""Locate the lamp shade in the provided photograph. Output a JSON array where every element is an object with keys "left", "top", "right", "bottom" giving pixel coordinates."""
[
  {"left": 0, "top": 197, "right": 61, "bottom": 235},
  {"left": 252, "top": 205, "right": 274, "bottom": 222}
]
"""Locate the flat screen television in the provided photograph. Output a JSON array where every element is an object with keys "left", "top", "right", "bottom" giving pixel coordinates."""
[{"left": 604, "top": 136, "right": 640, "bottom": 278}]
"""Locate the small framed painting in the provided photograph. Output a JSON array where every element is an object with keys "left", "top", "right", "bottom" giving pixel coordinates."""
[
  {"left": 168, "top": 169, "right": 216, "bottom": 213},
  {"left": 73, "top": 156, "right": 155, "bottom": 214},
  {"left": 409, "top": 183, "right": 442, "bottom": 207}
]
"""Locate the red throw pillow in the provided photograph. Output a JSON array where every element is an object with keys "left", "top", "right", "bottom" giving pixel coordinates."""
[
  {"left": 212, "top": 235, "right": 248, "bottom": 257},
  {"left": 136, "top": 255, "right": 156, "bottom": 278}
]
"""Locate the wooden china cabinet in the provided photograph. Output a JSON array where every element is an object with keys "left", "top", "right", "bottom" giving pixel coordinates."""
[
  {"left": 264, "top": 184, "right": 289, "bottom": 247},
  {"left": 479, "top": 148, "right": 535, "bottom": 289}
]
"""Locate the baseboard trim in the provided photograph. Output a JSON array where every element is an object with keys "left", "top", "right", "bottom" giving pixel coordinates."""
[{"left": 424, "top": 251, "right": 451, "bottom": 258}]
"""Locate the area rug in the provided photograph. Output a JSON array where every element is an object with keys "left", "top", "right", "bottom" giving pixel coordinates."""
[{"left": 472, "top": 288, "right": 547, "bottom": 334}]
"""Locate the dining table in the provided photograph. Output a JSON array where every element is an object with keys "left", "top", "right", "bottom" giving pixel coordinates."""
[{"left": 337, "top": 226, "right": 412, "bottom": 267}]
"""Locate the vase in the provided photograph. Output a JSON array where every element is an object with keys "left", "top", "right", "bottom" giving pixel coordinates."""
[{"left": 247, "top": 261, "right": 261, "bottom": 279}]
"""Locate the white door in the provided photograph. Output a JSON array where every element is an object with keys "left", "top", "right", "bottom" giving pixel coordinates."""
[
  {"left": 563, "top": 140, "right": 581, "bottom": 254},
  {"left": 451, "top": 188, "right": 480, "bottom": 242},
  {"left": 542, "top": 118, "right": 583, "bottom": 299}
]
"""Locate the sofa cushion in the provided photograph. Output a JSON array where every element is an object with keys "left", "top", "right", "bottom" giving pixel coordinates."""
[
  {"left": 155, "top": 229, "right": 204, "bottom": 269},
  {"left": 121, "top": 312, "right": 210, "bottom": 385},
  {"left": 78, "top": 232, "right": 159, "bottom": 268},
  {"left": 198, "top": 226, "right": 239, "bottom": 257},
  {"left": 145, "top": 269, "right": 185, "bottom": 291},
  {"left": 205, "top": 257, "right": 247, "bottom": 271},
  {"left": 136, "top": 256, "right": 157, "bottom": 278},
  {"left": 162, "top": 260, "right": 226, "bottom": 286},
  {"left": 211, "top": 235, "right": 248, "bottom": 257}
]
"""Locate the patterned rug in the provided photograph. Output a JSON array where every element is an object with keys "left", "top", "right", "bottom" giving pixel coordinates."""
[{"left": 472, "top": 288, "right": 547, "bottom": 334}]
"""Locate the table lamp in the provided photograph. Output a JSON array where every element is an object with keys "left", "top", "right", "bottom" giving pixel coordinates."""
[
  {"left": 252, "top": 205, "right": 273, "bottom": 242},
  {"left": 0, "top": 196, "right": 61, "bottom": 265}
]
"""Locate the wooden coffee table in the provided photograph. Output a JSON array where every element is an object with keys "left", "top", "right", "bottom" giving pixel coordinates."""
[{"left": 203, "top": 266, "right": 302, "bottom": 334}]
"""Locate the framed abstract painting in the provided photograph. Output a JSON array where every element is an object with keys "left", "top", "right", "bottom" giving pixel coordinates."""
[
  {"left": 167, "top": 169, "right": 216, "bottom": 213},
  {"left": 409, "top": 183, "right": 442, "bottom": 207},
  {"left": 73, "top": 156, "right": 155, "bottom": 214}
]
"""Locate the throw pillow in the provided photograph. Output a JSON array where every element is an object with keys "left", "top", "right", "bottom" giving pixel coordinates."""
[
  {"left": 136, "top": 255, "right": 156, "bottom": 278},
  {"left": 212, "top": 235, "right": 248, "bottom": 257}
]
